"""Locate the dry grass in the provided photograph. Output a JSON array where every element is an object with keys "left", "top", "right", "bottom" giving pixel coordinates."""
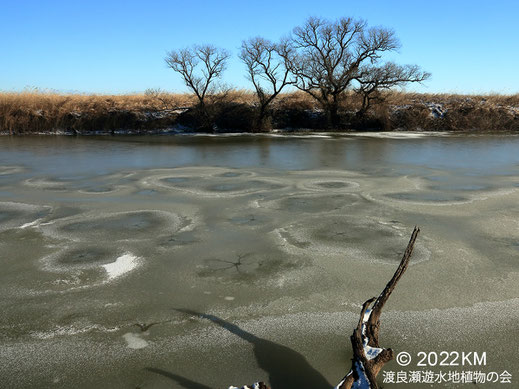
[
  {"left": 1, "top": 90, "right": 518, "bottom": 134},
  {"left": 381, "top": 91, "right": 519, "bottom": 106},
  {"left": 0, "top": 91, "right": 197, "bottom": 134},
  {"left": 0, "top": 91, "right": 194, "bottom": 114}
]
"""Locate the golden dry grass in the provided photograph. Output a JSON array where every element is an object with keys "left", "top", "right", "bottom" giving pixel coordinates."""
[
  {"left": 0, "top": 91, "right": 196, "bottom": 133},
  {"left": 1, "top": 90, "right": 517, "bottom": 133},
  {"left": 381, "top": 91, "right": 519, "bottom": 106},
  {"left": 0, "top": 91, "right": 193, "bottom": 112},
  {"left": 1, "top": 90, "right": 516, "bottom": 111}
]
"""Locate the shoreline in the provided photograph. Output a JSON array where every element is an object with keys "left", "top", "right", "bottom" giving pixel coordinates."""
[{"left": 1, "top": 129, "right": 516, "bottom": 137}]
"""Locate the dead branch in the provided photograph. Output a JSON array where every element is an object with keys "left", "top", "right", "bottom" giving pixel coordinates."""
[{"left": 338, "top": 226, "right": 420, "bottom": 389}]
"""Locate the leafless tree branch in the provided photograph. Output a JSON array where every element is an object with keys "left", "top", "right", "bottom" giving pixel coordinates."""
[
  {"left": 279, "top": 16, "right": 428, "bottom": 128},
  {"left": 355, "top": 63, "right": 431, "bottom": 115},
  {"left": 165, "top": 44, "right": 230, "bottom": 107},
  {"left": 239, "top": 37, "right": 293, "bottom": 131}
]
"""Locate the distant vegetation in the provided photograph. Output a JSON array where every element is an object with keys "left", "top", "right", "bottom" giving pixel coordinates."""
[
  {"left": 1, "top": 15, "right": 518, "bottom": 135},
  {"left": 1, "top": 90, "right": 518, "bottom": 134}
]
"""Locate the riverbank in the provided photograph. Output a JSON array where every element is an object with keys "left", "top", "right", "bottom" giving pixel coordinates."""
[{"left": 1, "top": 90, "right": 518, "bottom": 134}]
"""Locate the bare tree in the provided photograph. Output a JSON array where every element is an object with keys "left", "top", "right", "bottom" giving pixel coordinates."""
[
  {"left": 239, "top": 37, "right": 292, "bottom": 131},
  {"left": 282, "top": 16, "right": 427, "bottom": 128},
  {"left": 165, "top": 45, "right": 230, "bottom": 128},
  {"left": 355, "top": 63, "right": 430, "bottom": 116}
]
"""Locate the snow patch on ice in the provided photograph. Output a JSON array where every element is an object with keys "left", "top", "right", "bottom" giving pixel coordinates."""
[
  {"left": 19, "top": 218, "right": 44, "bottom": 229},
  {"left": 30, "top": 324, "right": 120, "bottom": 339},
  {"left": 103, "top": 253, "right": 139, "bottom": 280},
  {"left": 122, "top": 332, "right": 149, "bottom": 349},
  {"left": 347, "top": 131, "right": 449, "bottom": 139}
]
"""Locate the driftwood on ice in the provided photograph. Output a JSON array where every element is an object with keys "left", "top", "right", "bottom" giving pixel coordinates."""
[
  {"left": 230, "top": 226, "right": 420, "bottom": 389},
  {"left": 336, "top": 226, "right": 420, "bottom": 389}
]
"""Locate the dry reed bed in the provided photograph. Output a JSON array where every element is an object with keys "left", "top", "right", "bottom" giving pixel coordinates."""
[{"left": 1, "top": 91, "right": 518, "bottom": 134}]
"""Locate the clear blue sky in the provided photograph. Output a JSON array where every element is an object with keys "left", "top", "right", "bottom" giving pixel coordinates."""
[{"left": 1, "top": 0, "right": 518, "bottom": 94}]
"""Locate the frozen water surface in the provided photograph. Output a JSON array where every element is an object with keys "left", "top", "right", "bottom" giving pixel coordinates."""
[{"left": 0, "top": 133, "right": 518, "bottom": 388}]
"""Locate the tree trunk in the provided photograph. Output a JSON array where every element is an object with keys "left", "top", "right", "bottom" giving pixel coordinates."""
[
  {"left": 326, "top": 100, "right": 340, "bottom": 129},
  {"left": 195, "top": 100, "right": 215, "bottom": 133},
  {"left": 254, "top": 105, "right": 271, "bottom": 132},
  {"left": 356, "top": 94, "right": 370, "bottom": 118}
]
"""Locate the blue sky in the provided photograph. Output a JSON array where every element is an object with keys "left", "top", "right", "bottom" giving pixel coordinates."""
[{"left": 1, "top": 0, "right": 518, "bottom": 94}]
